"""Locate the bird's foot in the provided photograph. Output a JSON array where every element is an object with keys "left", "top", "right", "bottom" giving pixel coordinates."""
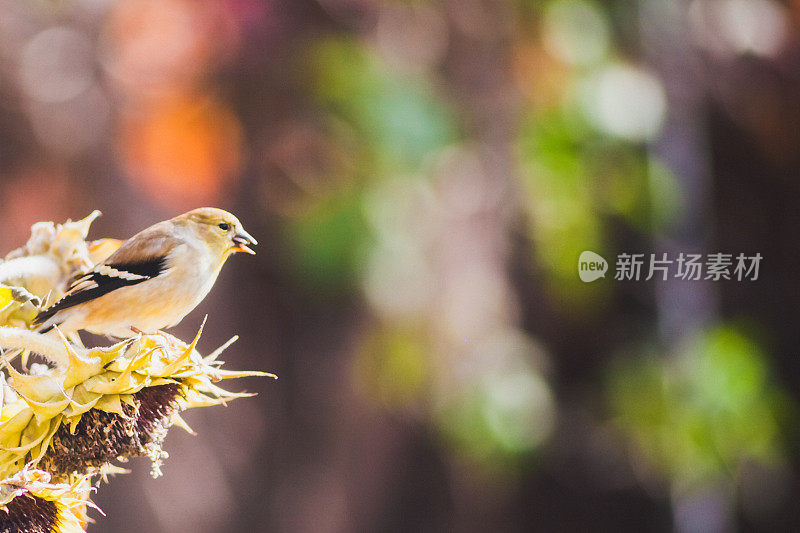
[
  {"left": 156, "top": 330, "right": 186, "bottom": 349},
  {"left": 129, "top": 327, "right": 184, "bottom": 349}
]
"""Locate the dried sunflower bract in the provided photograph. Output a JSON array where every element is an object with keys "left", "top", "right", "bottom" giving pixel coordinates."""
[
  {"left": 0, "top": 324, "right": 273, "bottom": 480},
  {"left": 0, "top": 212, "right": 274, "bottom": 532},
  {"left": 0, "top": 466, "right": 97, "bottom": 533}
]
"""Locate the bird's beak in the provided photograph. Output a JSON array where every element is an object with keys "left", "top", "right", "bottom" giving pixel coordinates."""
[{"left": 231, "top": 229, "right": 257, "bottom": 255}]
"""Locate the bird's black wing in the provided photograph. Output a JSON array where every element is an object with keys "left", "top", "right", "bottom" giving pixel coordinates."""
[{"left": 33, "top": 256, "right": 168, "bottom": 327}]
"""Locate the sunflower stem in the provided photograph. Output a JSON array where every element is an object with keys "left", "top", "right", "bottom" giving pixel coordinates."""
[
  {"left": 0, "top": 256, "right": 61, "bottom": 286},
  {"left": 0, "top": 327, "right": 69, "bottom": 369}
]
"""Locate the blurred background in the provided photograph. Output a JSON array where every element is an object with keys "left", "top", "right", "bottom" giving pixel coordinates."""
[{"left": 1, "top": 0, "right": 800, "bottom": 531}]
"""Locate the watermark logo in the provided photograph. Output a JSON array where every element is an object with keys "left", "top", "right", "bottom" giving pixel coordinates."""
[
  {"left": 578, "top": 251, "right": 762, "bottom": 282},
  {"left": 578, "top": 251, "right": 608, "bottom": 282}
]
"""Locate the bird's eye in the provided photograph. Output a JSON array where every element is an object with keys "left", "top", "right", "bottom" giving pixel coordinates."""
[{"left": 218, "top": 223, "right": 230, "bottom": 231}]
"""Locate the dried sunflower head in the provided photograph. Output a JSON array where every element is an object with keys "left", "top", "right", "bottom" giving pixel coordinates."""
[
  {"left": 0, "top": 212, "right": 274, "bottom": 532},
  {"left": 0, "top": 211, "right": 103, "bottom": 330},
  {"left": 0, "top": 323, "right": 273, "bottom": 480},
  {"left": 0, "top": 466, "right": 97, "bottom": 533}
]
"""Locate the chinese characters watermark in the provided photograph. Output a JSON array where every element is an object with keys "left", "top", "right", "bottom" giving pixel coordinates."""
[{"left": 578, "top": 251, "right": 762, "bottom": 282}]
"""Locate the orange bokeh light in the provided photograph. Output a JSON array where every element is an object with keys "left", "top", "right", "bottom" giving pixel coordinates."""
[{"left": 118, "top": 93, "right": 243, "bottom": 210}]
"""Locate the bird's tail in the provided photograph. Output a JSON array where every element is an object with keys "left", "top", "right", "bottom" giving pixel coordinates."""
[
  {"left": 33, "top": 322, "right": 56, "bottom": 334},
  {"left": 31, "top": 294, "right": 62, "bottom": 334}
]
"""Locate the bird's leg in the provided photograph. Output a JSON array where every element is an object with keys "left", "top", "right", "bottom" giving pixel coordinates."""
[
  {"left": 129, "top": 327, "right": 182, "bottom": 349},
  {"left": 156, "top": 330, "right": 185, "bottom": 349}
]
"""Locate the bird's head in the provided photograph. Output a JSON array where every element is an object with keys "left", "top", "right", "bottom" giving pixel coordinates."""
[{"left": 174, "top": 207, "right": 258, "bottom": 256}]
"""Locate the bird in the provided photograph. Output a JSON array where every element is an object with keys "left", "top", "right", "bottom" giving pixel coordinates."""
[{"left": 32, "top": 207, "right": 257, "bottom": 338}]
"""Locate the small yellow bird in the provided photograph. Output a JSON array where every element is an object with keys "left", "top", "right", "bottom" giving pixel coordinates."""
[{"left": 33, "top": 208, "right": 257, "bottom": 338}]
